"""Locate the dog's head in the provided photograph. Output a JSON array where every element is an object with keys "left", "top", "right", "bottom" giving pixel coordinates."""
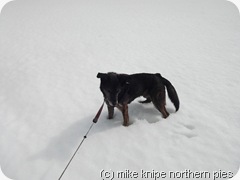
[{"left": 97, "top": 72, "right": 126, "bottom": 106}]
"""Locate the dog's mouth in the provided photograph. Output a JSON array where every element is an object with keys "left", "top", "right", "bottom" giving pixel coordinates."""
[
  {"left": 103, "top": 88, "right": 121, "bottom": 107},
  {"left": 105, "top": 98, "right": 118, "bottom": 107},
  {"left": 108, "top": 100, "right": 118, "bottom": 107}
]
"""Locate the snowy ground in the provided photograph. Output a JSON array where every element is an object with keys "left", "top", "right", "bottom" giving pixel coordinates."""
[{"left": 0, "top": 0, "right": 240, "bottom": 180}]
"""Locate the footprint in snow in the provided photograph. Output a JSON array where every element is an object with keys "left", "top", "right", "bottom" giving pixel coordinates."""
[{"left": 176, "top": 123, "right": 198, "bottom": 138}]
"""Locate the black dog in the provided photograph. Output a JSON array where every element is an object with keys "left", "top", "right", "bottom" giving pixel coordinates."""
[{"left": 97, "top": 72, "right": 179, "bottom": 126}]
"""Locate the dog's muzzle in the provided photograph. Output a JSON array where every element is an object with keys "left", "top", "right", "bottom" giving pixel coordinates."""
[
  {"left": 105, "top": 98, "right": 118, "bottom": 107},
  {"left": 109, "top": 100, "right": 118, "bottom": 107}
]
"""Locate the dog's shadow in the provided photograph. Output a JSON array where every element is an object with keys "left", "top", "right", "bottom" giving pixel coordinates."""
[
  {"left": 129, "top": 102, "right": 172, "bottom": 124},
  {"left": 29, "top": 112, "right": 123, "bottom": 163},
  {"left": 30, "top": 102, "right": 175, "bottom": 163}
]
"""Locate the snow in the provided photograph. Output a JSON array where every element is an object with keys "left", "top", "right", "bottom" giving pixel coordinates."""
[{"left": 0, "top": 0, "right": 240, "bottom": 180}]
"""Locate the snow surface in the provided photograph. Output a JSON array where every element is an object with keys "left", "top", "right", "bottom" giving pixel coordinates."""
[{"left": 0, "top": 0, "right": 240, "bottom": 180}]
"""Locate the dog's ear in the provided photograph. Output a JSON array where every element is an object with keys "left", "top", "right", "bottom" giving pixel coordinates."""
[
  {"left": 97, "top": 72, "right": 106, "bottom": 79},
  {"left": 155, "top": 73, "right": 162, "bottom": 78}
]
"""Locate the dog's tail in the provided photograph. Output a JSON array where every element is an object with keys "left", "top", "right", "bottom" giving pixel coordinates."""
[{"left": 159, "top": 74, "right": 180, "bottom": 111}]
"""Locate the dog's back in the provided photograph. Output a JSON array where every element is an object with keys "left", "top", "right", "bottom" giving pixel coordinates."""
[{"left": 120, "top": 73, "right": 164, "bottom": 103}]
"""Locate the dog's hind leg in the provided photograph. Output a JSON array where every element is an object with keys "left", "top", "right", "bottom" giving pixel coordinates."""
[
  {"left": 159, "top": 104, "right": 169, "bottom": 119},
  {"left": 107, "top": 105, "right": 114, "bottom": 119},
  {"left": 152, "top": 90, "right": 169, "bottom": 118}
]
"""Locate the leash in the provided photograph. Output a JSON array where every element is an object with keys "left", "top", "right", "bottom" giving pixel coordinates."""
[{"left": 58, "top": 101, "right": 104, "bottom": 180}]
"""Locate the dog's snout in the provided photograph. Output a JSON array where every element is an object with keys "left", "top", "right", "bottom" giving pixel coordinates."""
[
  {"left": 109, "top": 100, "right": 118, "bottom": 106},
  {"left": 109, "top": 93, "right": 119, "bottom": 107}
]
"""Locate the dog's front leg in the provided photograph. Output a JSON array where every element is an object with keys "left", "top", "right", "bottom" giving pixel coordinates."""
[
  {"left": 107, "top": 105, "right": 114, "bottom": 119},
  {"left": 121, "top": 104, "right": 129, "bottom": 126}
]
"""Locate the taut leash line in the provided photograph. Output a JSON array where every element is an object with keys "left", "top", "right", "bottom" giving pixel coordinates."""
[{"left": 58, "top": 101, "right": 104, "bottom": 180}]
